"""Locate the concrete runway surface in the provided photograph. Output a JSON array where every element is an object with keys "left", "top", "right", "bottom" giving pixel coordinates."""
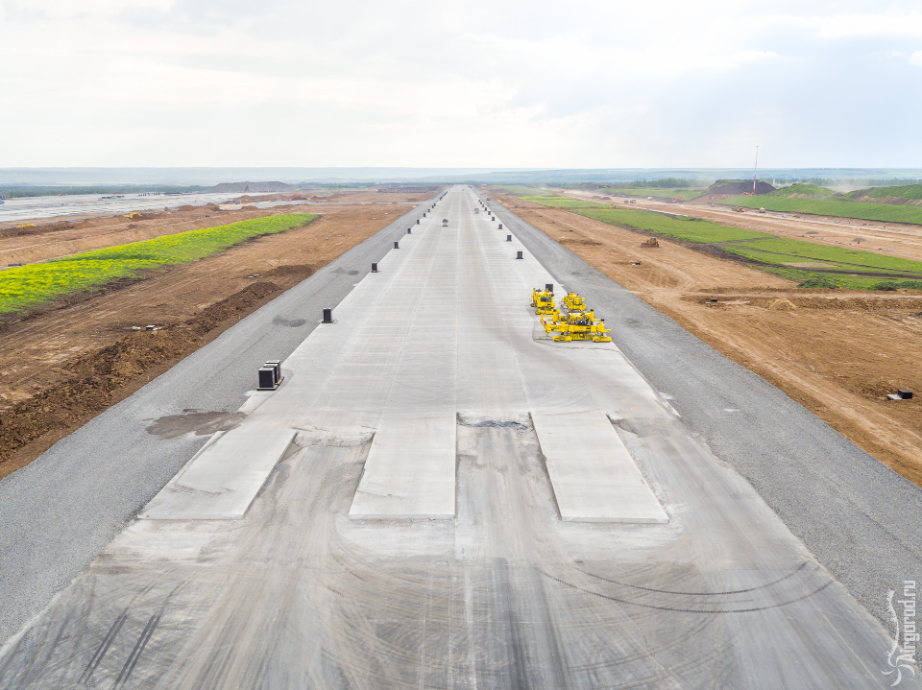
[{"left": 0, "top": 187, "right": 917, "bottom": 688}]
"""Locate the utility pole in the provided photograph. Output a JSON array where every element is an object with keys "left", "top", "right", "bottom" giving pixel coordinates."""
[{"left": 752, "top": 145, "right": 759, "bottom": 196}]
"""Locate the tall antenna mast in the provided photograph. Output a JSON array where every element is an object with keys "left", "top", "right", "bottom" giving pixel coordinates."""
[{"left": 752, "top": 145, "right": 759, "bottom": 196}]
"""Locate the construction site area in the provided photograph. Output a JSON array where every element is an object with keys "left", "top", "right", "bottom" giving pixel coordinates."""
[
  {"left": 491, "top": 187, "right": 922, "bottom": 485},
  {"left": 0, "top": 184, "right": 920, "bottom": 689}
]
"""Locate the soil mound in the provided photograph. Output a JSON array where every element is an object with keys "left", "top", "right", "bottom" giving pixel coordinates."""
[
  {"left": 704, "top": 180, "right": 776, "bottom": 197},
  {"left": 767, "top": 298, "right": 798, "bottom": 311}
]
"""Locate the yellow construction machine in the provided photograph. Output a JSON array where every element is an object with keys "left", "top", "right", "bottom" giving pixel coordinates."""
[
  {"left": 642, "top": 237, "right": 659, "bottom": 248},
  {"left": 531, "top": 288, "right": 558, "bottom": 316},
  {"left": 542, "top": 309, "right": 611, "bottom": 342},
  {"left": 560, "top": 292, "right": 586, "bottom": 311},
  {"left": 124, "top": 211, "right": 142, "bottom": 219}
]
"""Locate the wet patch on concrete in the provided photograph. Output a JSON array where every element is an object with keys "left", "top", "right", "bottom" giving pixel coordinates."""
[
  {"left": 272, "top": 316, "right": 307, "bottom": 327},
  {"left": 146, "top": 411, "right": 246, "bottom": 438}
]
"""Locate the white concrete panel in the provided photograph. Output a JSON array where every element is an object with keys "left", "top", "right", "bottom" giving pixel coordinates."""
[
  {"left": 349, "top": 414, "right": 457, "bottom": 519},
  {"left": 140, "top": 427, "right": 296, "bottom": 520},
  {"left": 532, "top": 409, "right": 668, "bottom": 523}
]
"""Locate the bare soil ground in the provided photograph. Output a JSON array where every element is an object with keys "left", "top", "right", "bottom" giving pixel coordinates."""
[
  {"left": 490, "top": 191, "right": 922, "bottom": 486},
  {"left": 0, "top": 195, "right": 426, "bottom": 478}
]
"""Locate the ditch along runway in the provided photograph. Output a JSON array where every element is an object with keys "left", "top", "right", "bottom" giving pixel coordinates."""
[{"left": 0, "top": 187, "right": 910, "bottom": 689}]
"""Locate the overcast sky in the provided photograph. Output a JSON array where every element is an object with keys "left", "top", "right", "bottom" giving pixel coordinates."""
[{"left": 1, "top": 0, "right": 921, "bottom": 169}]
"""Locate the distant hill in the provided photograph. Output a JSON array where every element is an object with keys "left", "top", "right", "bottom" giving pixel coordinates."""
[
  {"left": 844, "top": 183, "right": 922, "bottom": 206},
  {"left": 770, "top": 184, "right": 834, "bottom": 198},
  {"left": 209, "top": 181, "right": 297, "bottom": 193}
]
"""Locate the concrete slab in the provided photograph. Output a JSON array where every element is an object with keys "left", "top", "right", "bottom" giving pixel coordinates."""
[
  {"left": 532, "top": 409, "right": 668, "bottom": 523},
  {"left": 349, "top": 414, "right": 457, "bottom": 519},
  {"left": 140, "top": 427, "right": 296, "bottom": 520}
]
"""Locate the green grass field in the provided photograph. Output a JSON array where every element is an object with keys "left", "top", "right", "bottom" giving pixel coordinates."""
[
  {"left": 0, "top": 213, "right": 317, "bottom": 314},
  {"left": 603, "top": 187, "right": 706, "bottom": 201},
  {"left": 722, "top": 196, "right": 922, "bottom": 224},
  {"left": 751, "top": 267, "right": 922, "bottom": 291},
  {"left": 718, "top": 237, "right": 922, "bottom": 289},
  {"left": 575, "top": 208, "right": 772, "bottom": 243},
  {"left": 519, "top": 195, "right": 611, "bottom": 208}
]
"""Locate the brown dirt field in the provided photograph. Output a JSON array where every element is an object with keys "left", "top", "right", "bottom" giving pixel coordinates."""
[
  {"left": 493, "top": 195, "right": 922, "bottom": 486},
  {"left": 0, "top": 197, "right": 423, "bottom": 478}
]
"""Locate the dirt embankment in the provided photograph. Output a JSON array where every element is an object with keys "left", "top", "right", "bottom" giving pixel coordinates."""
[
  {"left": 0, "top": 199, "right": 411, "bottom": 478},
  {"left": 0, "top": 280, "right": 292, "bottom": 477},
  {"left": 494, "top": 195, "right": 922, "bottom": 486}
]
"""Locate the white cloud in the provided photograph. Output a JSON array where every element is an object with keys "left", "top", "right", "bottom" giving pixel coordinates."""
[
  {"left": 817, "top": 12, "right": 922, "bottom": 38},
  {"left": 0, "top": 0, "right": 920, "bottom": 167}
]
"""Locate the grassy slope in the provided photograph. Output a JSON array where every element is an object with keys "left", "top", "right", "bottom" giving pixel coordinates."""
[
  {"left": 0, "top": 213, "right": 317, "bottom": 314},
  {"left": 769, "top": 184, "right": 834, "bottom": 198},
  {"left": 722, "top": 238, "right": 922, "bottom": 273},
  {"left": 721, "top": 196, "right": 922, "bottom": 224},
  {"left": 845, "top": 184, "right": 922, "bottom": 201},
  {"left": 575, "top": 208, "right": 771, "bottom": 243}
]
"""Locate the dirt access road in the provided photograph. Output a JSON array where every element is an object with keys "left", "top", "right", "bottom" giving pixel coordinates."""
[
  {"left": 491, "top": 190, "right": 922, "bottom": 486},
  {"left": 0, "top": 191, "right": 436, "bottom": 478}
]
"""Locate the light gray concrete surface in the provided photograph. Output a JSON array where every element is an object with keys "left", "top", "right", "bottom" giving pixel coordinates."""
[
  {"left": 0, "top": 195, "right": 438, "bottom": 643},
  {"left": 139, "top": 428, "right": 296, "bottom": 519},
  {"left": 532, "top": 409, "right": 668, "bottom": 522},
  {"left": 0, "top": 186, "right": 918, "bottom": 688},
  {"left": 489, "top": 191, "right": 922, "bottom": 628}
]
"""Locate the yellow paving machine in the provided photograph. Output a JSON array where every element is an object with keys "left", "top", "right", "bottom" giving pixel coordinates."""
[
  {"left": 533, "top": 289, "right": 612, "bottom": 342},
  {"left": 560, "top": 292, "right": 586, "bottom": 311},
  {"left": 541, "top": 309, "right": 612, "bottom": 342},
  {"left": 531, "top": 287, "right": 558, "bottom": 316}
]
